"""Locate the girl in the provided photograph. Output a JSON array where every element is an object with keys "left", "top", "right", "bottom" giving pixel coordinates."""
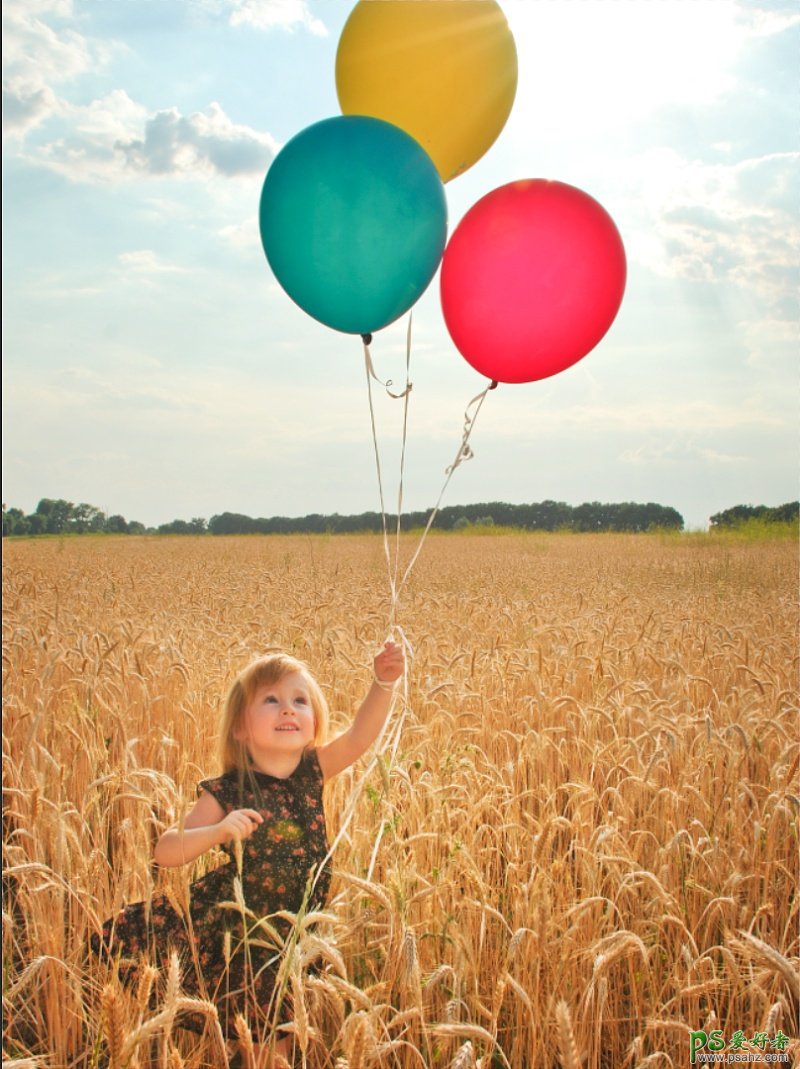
[{"left": 92, "top": 640, "right": 405, "bottom": 1066}]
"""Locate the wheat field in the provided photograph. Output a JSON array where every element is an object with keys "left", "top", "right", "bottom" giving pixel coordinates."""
[{"left": 3, "top": 531, "right": 798, "bottom": 1069}]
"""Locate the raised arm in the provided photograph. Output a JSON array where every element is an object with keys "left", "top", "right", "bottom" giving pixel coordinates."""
[
  {"left": 317, "top": 640, "right": 405, "bottom": 782},
  {"left": 153, "top": 790, "right": 264, "bottom": 868}
]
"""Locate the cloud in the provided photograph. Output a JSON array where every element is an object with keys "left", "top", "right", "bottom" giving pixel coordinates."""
[
  {"left": 4, "top": 1, "right": 279, "bottom": 181},
  {"left": 2, "top": 84, "right": 58, "bottom": 137},
  {"left": 1, "top": 0, "right": 119, "bottom": 138},
  {"left": 115, "top": 103, "right": 278, "bottom": 178},
  {"left": 225, "top": 0, "right": 327, "bottom": 36},
  {"left": 118, "top": 250, "right": 187, "bottom": 275},
  {"left": 25, "top": 95, "right": 277, "bottom": 184},
  {"left": 619, "top": 440, "right": 750, "bottom": 467},
  {"left": 621, "top": 149, "right": 800, "bottom": 316},
  {"left": 395, "top": 386, "right": 791, "bottom": 450},
  {"left": 25, "top": 89, "right": 142, "bottom": 181},
  {"left": 218, "top": 219, "right": 261, "bottom": 252}
]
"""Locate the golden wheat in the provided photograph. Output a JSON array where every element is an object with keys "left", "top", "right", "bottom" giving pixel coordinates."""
[{"left": 3, "top": 532, "right": 798, "bottom": 1068}]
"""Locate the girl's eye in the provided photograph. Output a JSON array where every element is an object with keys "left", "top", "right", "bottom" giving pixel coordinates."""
[
  {"left": 295, "top": 696, "right": 308, "bottom": 705},
  {"left": 265, "top": 695, "right": 278, "bottom": 704}
]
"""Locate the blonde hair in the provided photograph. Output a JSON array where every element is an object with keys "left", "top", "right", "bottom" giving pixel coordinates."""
[{"left": 219, "top": 652, "right": 330, "bottom": 773}]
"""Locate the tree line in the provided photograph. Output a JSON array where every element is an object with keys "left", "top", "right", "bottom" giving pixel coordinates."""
[
  {"left": 4, "top": 498, "right": 797, "bottom": 538},
  {"left": 204, "top": 500, "right": 686, "bottom": 534},
  {"left": 709, "top": 503, "right": 798, "bottom": 527}
]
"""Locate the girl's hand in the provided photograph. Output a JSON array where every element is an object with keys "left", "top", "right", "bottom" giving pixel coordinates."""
[
  {"left": 374, "top": 640, "right": 405, "bottom": 686},
  {"left": 215, "top": 808, "right": 263, "bottom": 846}
]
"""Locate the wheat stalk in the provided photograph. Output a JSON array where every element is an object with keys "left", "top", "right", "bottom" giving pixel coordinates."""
[
  {"left": 732, "top": 930, "right": 800, "bottom": 1000},
  {"left": 555, "top": 1001, "right": 581, "bottom": 1069},
  {"left": 100, "top": 983, "right": 126, "bottom": 1069}
]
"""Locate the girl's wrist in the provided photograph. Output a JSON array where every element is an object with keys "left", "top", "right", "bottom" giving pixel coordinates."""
[{"left": 373, "top": 672, "right": 398, "bottom": 691}]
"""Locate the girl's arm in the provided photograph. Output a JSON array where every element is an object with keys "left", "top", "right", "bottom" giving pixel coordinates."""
[
  {"left": 153, "top": 791, "right": 263, "bottom": 868},
  {"left": 317, "top": 640, "right": 405, "bottom": 782}
]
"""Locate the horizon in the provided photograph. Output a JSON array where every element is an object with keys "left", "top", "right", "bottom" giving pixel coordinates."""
[{"left": 6, "top": 493, "right": 798, "bottom": 535}]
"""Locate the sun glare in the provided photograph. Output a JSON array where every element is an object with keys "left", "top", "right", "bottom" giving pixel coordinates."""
[{"left": 504, "top": 0, "right": 751, "bottom": 136}]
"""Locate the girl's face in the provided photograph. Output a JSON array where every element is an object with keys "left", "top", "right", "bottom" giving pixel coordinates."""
[{"left": 238, "top": 671, "right": 316, "bottom": 758}]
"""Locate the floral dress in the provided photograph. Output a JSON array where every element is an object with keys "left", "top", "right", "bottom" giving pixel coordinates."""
[{"left": 91, "top": 749, "right": 330, "bottom": 1039}]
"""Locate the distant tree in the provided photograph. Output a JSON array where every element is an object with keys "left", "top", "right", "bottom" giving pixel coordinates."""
[
  {"left": 189, "top": 517, "right": 207, "bottom": 533},
  {"left": 302, "top": 513, "right": 327, "bottom": 533},
  {"left": 128, "top": 521, "right": 146, "bottom": 534},
  {"left": 766, "top": 502, "right": 799, "bottom": 524},
  {"left": 529, "top": 500, "right": 572, "bottom": 530},
  {"left": 572, "top": 502, "right": 605, "bottom": 531},
  {"left": 35, "top": 498, "right": 74, "bottom": 533},
  {"left": 711, "top": 505, "right": 757, "bottom": 527},
  {"left": 711, "top": 505, "right": 766, "bottom": 528},
  {"left": 105, "top": 514, "right": 129, "bottom": 533},
  {"left": 157, "top": 519, "right": 194, "bottom": 534},
  {"left": 711, "top": 502, "right": 798, "bottom": 528},
  {"left": 71, "top": 503, "right": 105, "bottom": 533},
  {"left": 209, "top": 512, "right": 259, "bottom": 534},
  {"left": 2, "top": 507, "right": 29, "bottom": 536}
]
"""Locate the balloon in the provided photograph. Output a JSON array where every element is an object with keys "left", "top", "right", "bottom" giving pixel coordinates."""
[
  {"left": 259, "top": 116, "right": 447, "bottom": 336},
  {"left": 440, "top": 180, "right": 627, "bottom": 384},
  {"left": 336, "top": 0, "right": 517, "bottom": 183}
]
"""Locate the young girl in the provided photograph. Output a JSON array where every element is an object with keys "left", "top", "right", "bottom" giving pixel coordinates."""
[{"left": 92, "top": 640, "right": 405, "bottom": 1066}]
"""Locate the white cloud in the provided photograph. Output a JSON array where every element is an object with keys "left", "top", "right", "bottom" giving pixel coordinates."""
[
  {"left": 619, "top": 149, "right": 799, "bottom": 317},
  {"left": 2, "top": 9, "right": 86, "bottom": 137},
  {"left": 218, "top": 219, "right": 261, "bottom": 252},
  {"left": 740, "top": 316, "right": 797, "bottom": 370},
  {"left": 619, "top": 440, "right": 750, "bottom": 467},
  {"left": 2, "top": 83, "right": 59, "bottom": 137},
  {"left": 4, "top": 1, "right": 279, "bottom": 182},
  {"left": 25, "top": 89, "right": 142, "bottom": 181},
  {"left": 118, "top": 250, "right": 187, "bottom": 275},
  {"left": 225, "top": 0, "right": 327, "bottom": 36},
  {"left": 393, "top": 386, "right": 791, "bottom": 448},
  {"left": 7, "top": 362, "right": 367, "bottom": 447},
  {"left": 115, "top": 102, "right": 277, "bottom": 178},
  {"left": 25, "top": 96, "right": 277, "bottom": 184}
]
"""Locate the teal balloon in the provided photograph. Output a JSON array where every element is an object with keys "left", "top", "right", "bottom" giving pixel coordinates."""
[{"left": 259, "top": 116, "right": 447, "bottom": 335}]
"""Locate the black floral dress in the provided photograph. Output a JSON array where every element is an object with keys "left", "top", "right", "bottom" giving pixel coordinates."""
[{"left": 91, "top": 749, "right": 330, "bottom": 1039}]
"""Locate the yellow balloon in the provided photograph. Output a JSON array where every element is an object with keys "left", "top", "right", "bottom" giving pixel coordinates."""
[{"left": 336, "top": 0, "right": 518, "bottom": 183}]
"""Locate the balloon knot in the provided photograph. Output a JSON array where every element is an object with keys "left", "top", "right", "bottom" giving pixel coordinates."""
[
  {"left": 361, "top": 333, "right": 373, "bottom": 346},
  {"left": 489, "top": 380, "right": 499, "bottom": 390}
]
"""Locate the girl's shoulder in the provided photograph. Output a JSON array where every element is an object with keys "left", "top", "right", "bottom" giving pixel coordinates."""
[
  {"left": 291, "top": 749, "right": 326, "bottom": 803},
  {"left": 299, "top": 746, "right": 325, "bottom": 785},
  {"left": 197, "top": 769, "right": 240, "bottom": 807}
]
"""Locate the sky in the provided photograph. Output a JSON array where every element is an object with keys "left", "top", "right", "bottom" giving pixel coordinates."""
[{"left": 3, "top": 0, "right": 798, "bottom": 531}]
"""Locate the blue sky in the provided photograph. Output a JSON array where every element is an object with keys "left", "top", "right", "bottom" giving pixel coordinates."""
[{"left": 3, "top": 0, "right": 798, "bottom": 530}]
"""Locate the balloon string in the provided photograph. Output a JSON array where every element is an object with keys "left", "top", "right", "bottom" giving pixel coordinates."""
[
  {"left": 362, "top": 319, "right": 496, "bottom": 625},
  {"left": 390, "top": 314, "right": 414, "bottom": 633},
  {"left": 394, "top": 378, "right": 497, "bottom": 601},
  {"left": 310, "top": 330, "right": 414, "bottom": 901},
  {"left": 308, "top": 333, "right": 496, "bottom": 905},
  {"left": 308, "top": 646, "right": 412, "bottom": 897},
  {"left": 363, "top": 335, "right": 412, "bottom": 401},
  {"left": 362, "top": 334, "right": 399, "bottom": 621}
]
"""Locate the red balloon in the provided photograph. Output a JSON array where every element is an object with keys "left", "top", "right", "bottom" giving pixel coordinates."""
[{"left": 440, "top": 179, "right": 626, "bottom": 384}]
